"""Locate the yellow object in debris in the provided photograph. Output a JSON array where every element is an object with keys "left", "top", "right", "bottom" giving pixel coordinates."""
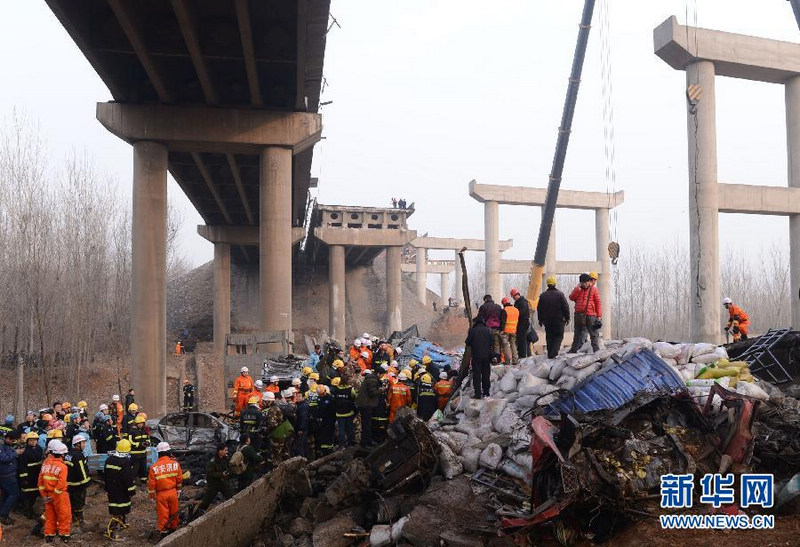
[{"left": 698, "top": 367, "right": 740, "bottom": 380}]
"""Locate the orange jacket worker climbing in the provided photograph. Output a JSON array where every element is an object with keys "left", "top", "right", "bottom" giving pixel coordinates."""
[
  {"left": 723, "top": 297, "right": 750, "bottom": 341},
  {"left": 148, "top": 442, "right": 183, "bottom": 537}
]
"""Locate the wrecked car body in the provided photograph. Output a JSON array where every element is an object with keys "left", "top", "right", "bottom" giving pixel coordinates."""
[{"left": 147, "top": 411, "right": 239, "bottom": 452}]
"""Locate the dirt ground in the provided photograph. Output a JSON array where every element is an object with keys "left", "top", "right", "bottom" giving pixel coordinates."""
[{"left": 0, "top": 480, "right": 206, "bottom": 545}]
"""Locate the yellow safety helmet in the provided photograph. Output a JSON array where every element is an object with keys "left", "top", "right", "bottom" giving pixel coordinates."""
[
  {"left": 332, "top": 359, "right": 344, "bottom": 369},
  {"left": 26, "top": 432, "right": 40, "bottom": 441},
  {"left": 116, "top": 439, "right": 132, "bottom": 453},
  {"left": 421, "top": 374, "right": 432, "bottom": 384},
  {"left": 422, "top": 356, "right": 432, "bottom": 365},
  {"left": 134, "top": 414, "right": 146, "bottom": 424},
  {"left": 139, "top": 413, "right": 147, "bottom": 421},
  {"left": 408, "top": 359, "right": 419, "bottom": 368},
  {"left": 588, "top": 271, "right": 598, "bottom": 280},
  {"left": 47, "top": 429, "right": 63, "bottom": 439},
  {"left": 302, "top": 366, "right": 313, "bottom": 375},
  {"left": 309, "top": 373, "right": 320, "bottom": 381},
  {"left": 331, "top": 377, "right": 341, "bottom": 386},
  {"left": 77, "top": 400, "right": 87, "bottom": 409},
  {"left": 402, "top": 368, "right": 413, "bottom": 378},
  {"left": 546, "top": 275, "right": 557, "bottom": 286},
  {"left": 248, "top": 396, "right": 259, "bottom": 404},
  {"left": 128, "top": 403, "right": 138, "bottom": 412}
]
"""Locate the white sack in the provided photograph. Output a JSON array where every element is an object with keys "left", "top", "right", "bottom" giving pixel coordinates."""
[
  {"left": 494, "top": 407, "right": 522, "bottom": 434},
  {"left": 500, "top": 370, "right": 518, "bottom": 393},
  {"left": 691, "top": 352, "right": 721, "bottom": 365},
  {"left": 438, "top": 442, "right": 464, "bottom": 479},
  {"left": 692, "top": 343, "right": 716, "bottom": 356},
  {"left": 736, "top": 381, "right": 769, "bottom": 401},
  {"left": 479, "top": 443, "right": 503, "bottom": 470},
  {"left": 653, "top": 342, "right": 681, "bottom": 359},
  {"left": 460, "top": 447, "right": 481, "bottom": 473}
]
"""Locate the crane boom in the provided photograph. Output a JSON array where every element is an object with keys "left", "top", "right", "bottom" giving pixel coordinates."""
[{"left": 526, "top": 0, "right": 597, "bottom": 308}]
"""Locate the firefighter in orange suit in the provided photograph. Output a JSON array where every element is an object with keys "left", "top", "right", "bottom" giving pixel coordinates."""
[
  {"left": 147, "top": 442, "right": 184, "bottom": 538},
  {"left": 232, "top": 367, "right": 255, "bottom": 416},
  {"left": 723, "top": 297, "right": 750, "bottom": 341},
  {"left": 39, "top": 440, "right": 71, "bottom": 541},
  {"left": 388, "top": 372, "right": 413, "bottom": 423},
  {"left": 434, "top": 372, "right": 454, "bottom": 411}
]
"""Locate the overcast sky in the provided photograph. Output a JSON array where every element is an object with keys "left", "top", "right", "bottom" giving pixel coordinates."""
[{"left": 1, "top": 0, "right": 797, "bottom": 276}]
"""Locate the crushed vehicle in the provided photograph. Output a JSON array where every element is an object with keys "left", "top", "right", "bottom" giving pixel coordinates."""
[{"left": 147, "top": 411, "right": 239, "bottom": 452}]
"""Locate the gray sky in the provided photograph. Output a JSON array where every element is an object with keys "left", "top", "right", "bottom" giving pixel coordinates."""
[{"left": 1, "top": 0, "right": 797, "bottom": 275}]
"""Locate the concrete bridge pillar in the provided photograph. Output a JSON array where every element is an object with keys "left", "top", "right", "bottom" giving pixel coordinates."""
[
  {"left": 485, "top": 200, "right": 500, "bottom": 299},
  {"left": 328, "top": 245, "right": 346, "bottom": 344},
  {"left": 386, "top": 247, "right": 403, "bottom": 334},
  {"left": 213, "top": 243, "right": 231, "bottom": 355},
  {"left": 787, "top": 77, "right": 800, "bottom": 329},
  {"left": 453, "top": 250, "right": 462, "bottom": 304},
  {"left": 259, "top": 147, "right": 293, "bottom": 343},
  {"left": 131, "top": 141, "right": 168, "bottom": 417},
  {"left": 440, "top": 272, "right": 450, "bottom": 304},
  {"left": 415, "top": 247, "right": 427, "bottom": 305},
  {"left": 595, "top": 208, "right": 612, "bottom": 339},
  {"left": 687, "top": 60, "right": 721, "bottom": 343}
]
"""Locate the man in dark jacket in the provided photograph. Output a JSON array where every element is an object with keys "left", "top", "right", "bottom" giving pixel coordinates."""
[
  {"left": 292, "top": 392, "right": 310, "bottom": 458},
  {"left": 476, "top": 295, "right": 503, "bottom": 360},
  {"left": 237, "top": 434, "right": 264, "bottom": 490},
  {"left": 511, "top": 288, "right": 532, "bottom": 358},
  {"left": 465, "top": 317, "right": 494, "bottom": 399},
  {"left": 103, "top": 439, "right": 137, "bottom": 540},
  {"left": 239, "top": 397, "right": 263, "bottom": 452},
  {"left": 356, "top": 369, "right": 380, "bottom": 447},
  {"left": 96, "top": 415, "right": 118, "bottom": 454},
  {"left": 0, "top": 431, "right": 21, "bottom": 525},
  {"left": 537, "top": 276, "right": 571, "bottom": 358},
  {"left": 66, "top": 436, "right": 91, "bottom": 525},
  {"left": 18, "top": 431, "right": 43, "bottom": 519},
  {"left": 200, "top": 444, "right": 234, "bottom": 511}
]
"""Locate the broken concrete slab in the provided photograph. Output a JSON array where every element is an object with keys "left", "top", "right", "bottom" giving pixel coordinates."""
[{"left": 311, "top": 512, "right": 357, "bottom": 547}]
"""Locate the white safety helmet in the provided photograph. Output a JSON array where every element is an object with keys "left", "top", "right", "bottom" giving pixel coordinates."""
[
  {"left": 398, "top": 372, "right": 407, "bottom": 380},
  {"left": 72, "top": 436, "right": 86, "bottom": 446},
  {"left": 395, "top": 348, "right": 401, "bottom": 355},
  {"left": 380, "top": 363, "right": 389, "bottom": 371},
  {"left": 99, "top": 404, "right": 109, "bottom": 411},
  {"left": 255, "top": 380, "right": 263, "bottom": 388},
  {"left": 241, "top": 366, "right": 249, "bottom": 373},
  {"left": 282, "top": 388, "right": 295, "bottom": 399},
  {"left": 270, "top": 375, "right": 279, "bottom": 383},
  {"left": 291, "top": 378, "right": 301, "bottom": 386},
  {"left": 363, "top": 339, "right": 372, "bottom": 347},
  {"left": 112, "top": 394, "right": 120, "bottom": 402},
  {"left": 722, "top": 297, "right": 732, "bottom": 305},
  {"left": 49, "top": 440, "right": 68, "bottom": 455},
  {"left": 361, "top": 351, "right": 369, "bottom": 359},
  {"left": 363, "top": 369, "right": 373, "bottom": 374},
  {"left": 362, "top": 332, "right": 370, "bottom": 340},
  {"left": 440, "top": 372, "right": 448, "bottom": 379},
  {"left": 264, "top": 392, "right": 276, "bottom": 401},
  {"left": 156, "top": 441, "right": 171, "bottom": 453},
  {"left": 390, "top": 360, "right": 398, "bottom": 367},
  {"left": 354, "top": 339, "right": 362, "bottom": 347}
]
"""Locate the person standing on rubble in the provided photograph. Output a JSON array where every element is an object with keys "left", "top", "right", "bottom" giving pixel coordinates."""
[
  {"left": 129, "top": 415, "right": 150, "bottom": 485},
  {"left": 331, "top": 377, "right": 357, "bottom": 448},
  {"left": 500, "top": 297, "right": 519, "bottom": 364},
  {"left": 182, "top": 379, "right": 195, "bottom": 411},
  {"left": 568, "top": 273, "right": 602, "bottom": 353},
  {"left": 416, "top": 373, "right": 437, "bottom": 421},
  {"left": 434, "top": 372, "right": 453, "bottom": 411},
  {"left": 316, "top": 385, "right": 336, "bottom": 455},
  {"left": 371, "top": 369, "right": 391, "bottom": 444},
  {"left": 465, "top": 316, "right": 494, "bottom": 399},
  {"left": 232, "top": 367, "right": 255, "bottom": 417},
  {"left": 292, "top": 391, "right": 310, "bottom": 458},
  {"left": 66, "top": 436, "right": 90, "bottom": 526},
  {"left": 148, "top": 442, "right": 183, "bottom": 539},
  {"left": 199, "top": 444, "right": 234, "bottom": 513},
  {"left": 477, "top": 295, "right": 503, "bottom": 361},
  {"left": 18, "top": 431, "right": 43, "bottom": 519},
  {"left": 357, "top": 369, "right": 380, "bottom": 447},
  {"left": 723, "top": 297, "right": 750, "bottom": 341},
  {"left": 537, "top": 276, "right": 571, "bottom": 359},
  {"left": 388, "top": 373, "right": 412, "bottom": 422},
  {"left": 240, "top": 397, "right": 263, "bottom": 452},
  {"left": 103, "top": 439, "right": 136, "bottom": 541},
  {"left": 511, "top": 288, "right": 532, "bottom": 358},
  {"left": 38, "top": 439, "right": 71, "bottom": 541}
]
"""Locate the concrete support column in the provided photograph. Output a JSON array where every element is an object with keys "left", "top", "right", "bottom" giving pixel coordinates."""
[
  {"left": 328, "top": 245, "right": 346, "bottom": 343},
  {"left": 542, "top": 209, "right": 557, "bottom": 293},
  {"left": 453, "top": 250, "right": 463, "bottom": 304},
  {"left": 687, "top": 61, "right": 721, "bottom": 343},
  {"left": 259, "top": 147, "right": 293, "bottom": 341},
  {"left": 131, "top": 141, "right": 168, "bottom": 416},
  {"left": 386, "top": 247, "right": 403, "bottom": 334},
  {"left": 213, "top": 243, "right": 231, "bottom": 355},
  {"left": 440, "top": 272, "right": 450, "bottom": 303},
  {"left": 415, "top": 248, "right": 427, "bottom": 305},
  {"left": 485, "top": 201, "right": 501, "bottom": 299},
  {"left": 787, "top": 77, "right": 800, "bottom": 329},
  {"left": 595, "top": 208, "right": 613, "bottom": 339}
]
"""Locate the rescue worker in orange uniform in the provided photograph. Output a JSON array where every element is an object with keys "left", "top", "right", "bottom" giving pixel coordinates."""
[
  {"left": 111, "top": 395, "right": 124, "bottom": 437},
  {"left": 434, "top": 372, "right": 454, "bottom": 411},
  {"left": 500, "top": 297, "right": 520, "bottom": 364},
  {"left": 148, "top": 442, "right": 184, "bottom": 538},
  {"left": 356, "top": 351, "right": 369, "bottom": 373},
  {"left": 249, "top": 380, "right": 264, "bottom": 406},
  {"left": 723, "top": 297, "right": 750, "bottom": 341},
  {"left": 388, "top": 372, "right": 413, "bottom": 423},
  {"left": 175, "top": 341, "right": 182, "bottom": 356},
  {"left": 39, "top": 439, "right": 71, "bottom": 541},
  {"left": 265, "top": 376, "right": 281, "bottom": 396},
  {"left": 232, "top": 367, "right": 255, "bottom": 416},
  {"left": 349, "top": 339, "right": 363, "bottom": 362}
]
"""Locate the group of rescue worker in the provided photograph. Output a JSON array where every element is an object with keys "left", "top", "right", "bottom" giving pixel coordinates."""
[
  {"left": 0, "top": 393, "right": 194, "bottom": 542},
  {"left": 227, "top": 334, "right": 457, "bottom": 465}
]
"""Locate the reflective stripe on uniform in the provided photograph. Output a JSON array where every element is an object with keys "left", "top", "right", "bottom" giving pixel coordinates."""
[
  {"left": 106, "top": 464, "right": 122, "bottom": 470},
  {"left": 109, "top": 501, "right": 131, "bottom": 508}
]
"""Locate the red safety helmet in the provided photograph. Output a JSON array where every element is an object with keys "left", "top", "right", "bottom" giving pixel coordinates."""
[
  {"left": 510, "top": 288, "right": 520, "bottom": 297},
  {"left": 501, "top": 297, "right": 511, "bottom": 306}
]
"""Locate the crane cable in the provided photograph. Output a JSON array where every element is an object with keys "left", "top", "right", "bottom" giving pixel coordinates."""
[{"left": 598, "top": 0, "right": 620, "bottom": 265}]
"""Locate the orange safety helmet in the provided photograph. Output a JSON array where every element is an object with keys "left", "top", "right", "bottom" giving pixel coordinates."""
[{"left": 501, "top": 297, "right": 511, "bottom": 306}]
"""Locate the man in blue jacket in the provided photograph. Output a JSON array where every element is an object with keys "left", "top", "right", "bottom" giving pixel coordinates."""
[{"left": 0, "top": 430, "right": 22, "bottom": 524}]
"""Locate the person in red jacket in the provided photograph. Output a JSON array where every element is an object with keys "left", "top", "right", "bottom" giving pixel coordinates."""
[
  {"left": 39, "top": 440, "right": 71, "bottom": 541},
  {"left": 568, "top": 273, "right": 602, "bottom": 353},
  {"left": 147, "top": 442, "right": 184, "bottom": 538}
]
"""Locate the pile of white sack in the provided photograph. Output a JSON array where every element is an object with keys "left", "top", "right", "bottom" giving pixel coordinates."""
[{"left": 429, "top": 336, "right": 782, "bottom": 484}]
